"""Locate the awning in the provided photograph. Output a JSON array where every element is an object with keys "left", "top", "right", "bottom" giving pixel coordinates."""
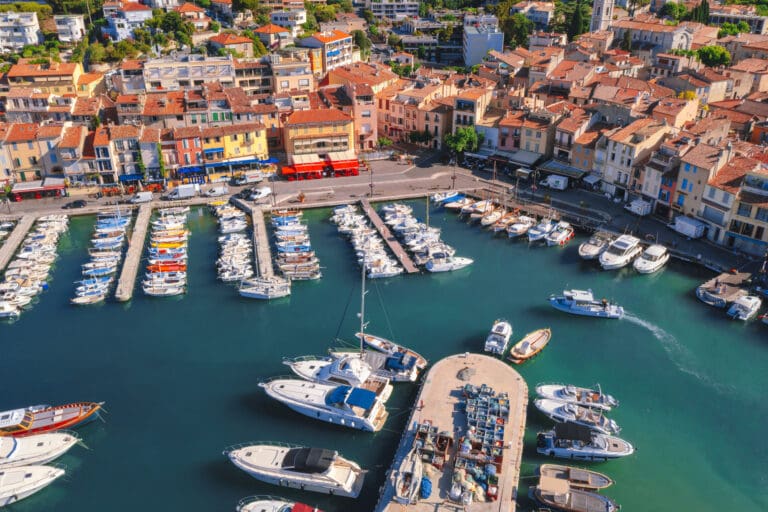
[
  {"left": 177, "top": 166, "right": 205, "bottom": 175},
  {"left": 464, "top": 152, "right": 488, "bottom": 160},
  {"left": 329, "top": 158, "right": 359, "bottom": 170},
  {"left": 205, "top": 158, "right": 262, "bottom": 169},
  {"left": 508, "top": 150, "right": 541, "bottom": 167},
  {"left": 260, "top": 157, "right": 278, "bottom": 164},
  {"left": 583, "top": 173, "right": 602, "bottom": 185},
  {"left": 538, "top": 159, "right": 587, "bottom": 179},
  {"left": 11, "top": 179, "right": 66, "bottom": 193},
  {"left": 118, "top": 173, "right": 143, "bottom": 182},
  {"left": 203, "top": 147, "right": 224, "bottom": 154}
]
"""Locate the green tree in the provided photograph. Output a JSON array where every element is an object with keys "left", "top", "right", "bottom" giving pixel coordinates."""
[
  {"left": 568, "top": 0, "right": 585, "bottom": 41},
  {"left": 362, "top": 9, "right": 374, "bottom": 24},
  {"left": 501, "top": 13, "right": 533, "bottom": 49},
  {"left": 697, "top": 45, "right": 730, "bottom": 67},
  {"left": 718, "top": 21, "right": 750, "bottom": 37},
  {"left": 660, "top": 2, "right": 687, "bottom": 21},
  {"left": 620, "top": 29, "right": 632, "bottom": 51},
  {"left": 444, "top": 126, "right": 480, "bottom": 154},
  {"left": 377, "top": 136, "right": 393, "bottom": 148},
  {"left": 352, "top": 30, "right": 371, "bottom": 60},
  {"left": 327, "top": 0, "right": 353, "bottom": 13},
  {"left": 419, "top": 2, "right": 428, "bottom": 17},
  {"left": 210, "top": 20, "right": 220, "bottom": 32},
  {"left": 313, "top": 4, "right": 336, "bottom": 22},
  {"left": 87, "top": 41, "right": 107, "bottom": 63},
  {"left": 198, "top": 0, "right": 211, "bottom": 6},
  {"left": 387, "top": 33, "right": 403, "bottom": 50},
  {"left": 157, "top": 143, "right": 167, "bottom": 179}
]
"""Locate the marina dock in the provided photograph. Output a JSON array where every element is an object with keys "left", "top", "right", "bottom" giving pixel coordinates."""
[
  {"left": 359, "top": 198, "right": 419, "bottom": 274},
  {"left": 230, "top": 198, "right": 274, "bottom": 278},
  {"left": 375, "top": 353, "right": 528, "bottom": 512},
  {"left": 0, "top": 214, "right": 36, "bottom": 272},
  {"left": 696, "top": 271, "right": 751, "bottom": 304},
  {"left": 114, "top": 204, "right": 152, "bottom": 302}
]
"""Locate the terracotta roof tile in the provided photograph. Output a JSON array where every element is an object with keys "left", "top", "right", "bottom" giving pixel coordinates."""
[
  {"left": 255, "top": 23, "right": 290, "bottom": 34},
  {"left": 308, "top": 29, "right": 351, "bottom": 44},
  {"left": 284, "top": 108, "right": 352, "bottom": 125},
  {"left": 59, "top": 126, "right": 86, "bottom": 149},
  {"left": 175, "top": 2, "right": 205, "bottom": 12},
  {"left": 120, "top": 2, "right": 151, "bottom": 11},
  {"left": 5, "top": 123, "right": 38, "bottom": 143},
  {"left": 209, "top": 33, "right": 253, "bottom": 45}
]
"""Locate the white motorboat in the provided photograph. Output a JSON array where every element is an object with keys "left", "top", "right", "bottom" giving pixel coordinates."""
[
  {"left": 239, "top": 277, "right": 291, "bottom": 300},
  {"left": 444, "top": 197, "right": 473, "bottom": 210},
  {"left": 391, "top": 447, "right": 423, "bottom": 505},
  {"left": 284, "top": 354, "right": 393, "bottom": 402},
  {"left": 142, "top": 284, "right": 185, "bottom": 297},
  {"left": 535, "top": 383, "right": 618, "bottom": 411},
  {"left": 70, "top": 292, "right": 106, "bottom": 305},
  {"left": 534, "top": 398, "right": 620, "bottom": 435},
  {"left": 225, "top": 443, "right": 365, "bottom": 498},
  {"left": 460, "top": 200, "right": 493, "bottom": 215},
  {"left": 599, "top": 234, "right": 643, "bottom": 270},
  {"left": 0, "top": 465, "right": 65, "bottom": 506},
  {"left": 536, "top": 423, "right": 634, "bottom": 461},
  {"left": 549, "top": 289, "right": 624, "bottom": 319},
  {"left": 425, "top": 256, "right": 473, "bottom": 272},
  {"left": 545, "top": 221, "right": 575, "bottom": 247},
  {"left": 726, "top": 295, "right": 762, "bottom": 321},
  {"left": 528, "top": 218, "right": 556, "bottom": 243},
  {"left": 0, "top": 432, "right": 79, "bottom": 469},
  {"left": 531, "top": 477, "right": 619, "bottom": 512},
  {"left": 0, "top": 302, "right": 20, "bottom": 319},
  {"left": 355, "top": 333, "right": 428, "bottom": 370},
  {"left": 259, "top": 379, "right": 388, "bottom": 432},
  {"left": 507, "top": 216, "right": 536, "bottom": 238},
  {"left": 237, "top": 496, "right": 321, "bottom": 512},
  {"left": 479, "top": 209, "right": 503, "bottom": 227},
  {"left": 633, "top": 244, "right": 670, "bottom": 274},
  {"left": 483, "top": 319, "right": 512, "bottom": 355}
]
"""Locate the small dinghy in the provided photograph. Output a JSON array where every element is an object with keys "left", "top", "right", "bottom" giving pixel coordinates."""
[
  {"left": 538, "top": 464, "right": 614, "bottom": 490},
  {"left": 508, "top": 328, "right": 551, "bottom": 364}
]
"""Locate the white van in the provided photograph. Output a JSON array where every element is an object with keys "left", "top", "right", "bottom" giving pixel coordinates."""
[
  {"left": 205, "top": 185, "right": 229, "bottom": 197},
  {"left": 130, "top": 191, "right": 153, "bottom": 204},
  {"left": 540, "top": 175, "right": 568, "bottom": 191}
]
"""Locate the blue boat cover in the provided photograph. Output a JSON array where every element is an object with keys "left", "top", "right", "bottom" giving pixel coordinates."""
[
  {"left": 326, "top": 386, "right": 376, "bottom": 410},
  {"left": 385, "top": 353, "right": 416, "bottom": 371},
  {"left": 420, "top": 477, "right": 432, "bottom": 499}
]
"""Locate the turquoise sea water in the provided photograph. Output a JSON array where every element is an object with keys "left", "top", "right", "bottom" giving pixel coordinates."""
[{"left": 1, "top": 202, "right": 766, "bottom": 512}]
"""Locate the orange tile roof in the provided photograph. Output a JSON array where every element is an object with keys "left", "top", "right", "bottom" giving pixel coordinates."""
[
  {"left": 7, "top": 62, "right": 78, "bottom": 78},
  {"left": 120, "top": 2, "right": 151, "bottom": 11},
  {"left": 109, "top": 125, "right": 141, "bottom": 140},
  {"left": 285, "top": 108, "right": 352, "bottom": 125},
  {"left": 310, "top": 29, "right": 351, "bottom": 44},
  {"left": 121, "top": 60, "right": 145, "bottom": 71},
  {"left": 77, "top": 72, "right": 103, "bottom": 86},
  {"left": 59, "top": 126, "right": 86, "bottom": 149},
  {"left": 93, "top": 127, "right": 110, "bottom": 147},
  {"left": 6, "top": 124, "right": 38, "bottom": 143},
  {"left": 255, "top": 23, "right": 290, "bottom": 34},
  {"left": 37, "top": 125, "right": 64, "bottom": 139},
  {"left": 209, "top": 33, "right": 253, "bottom": 46},
  {"left": 202, "top": 123, "right": 264, "bottom": 138},
  {"left": 608, "top": 118, "right": 658, "bottom": 143},
  {"left": 175, "top": 2, "right": 205, "bottom": 12},
  {"left": 73, "top": 97, "right": 100, "bottom": 117}
]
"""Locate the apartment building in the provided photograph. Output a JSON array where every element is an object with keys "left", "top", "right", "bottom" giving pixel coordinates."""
[
  {"left": 54, "top": 15, "right": 86, "bottom": 44},
  {"left": 300, "top": 30, "right": 356, "bottom": 73},
  {"left": 463, "top": 16, "right": 504, "bottom": 67},
  {"left": 0, "top": 12, "right": 41, "bottom": 53},
  {"left": 270, "top": 9, "right": 307, "bottom": 37},
  {"left": 366, "top": 0, "right": 419, "bottom": 19},
  {"left": 103, "top": 2, "right": 153, "bottom": 42},
  {"left": 282, "top": 109, "right": 358, "bottom": 180},
  {"left": 143, "top": 54, "right": 236, "bottom": 92},
  {"left": 709, "top": 5, "right": 768, "bottom": 35},
  {"left": 510, "top": 2, "right": 555, "bottom": 30},
  {"left": 270, "top": 53, "right": 315, "bottom": 94},
  {"left": 209, "top": 33, "right": 255, "bottom": 58}
]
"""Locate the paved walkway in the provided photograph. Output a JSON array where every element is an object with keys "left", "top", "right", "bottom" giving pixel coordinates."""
[
  {"left": 115, "top": 204, "right": 151, "bottom": 302},
  {"left": 0, "top": 214, "right": 36, "bottom": 272},
  {"left": 360, "top": 199, "right": 418, "bottom": 274},
  {"left": 376, "top": 353, "right": 528, "bottom": 512},
  {"left": 230, "top": 198, "right": 274, "bottom": 278}
]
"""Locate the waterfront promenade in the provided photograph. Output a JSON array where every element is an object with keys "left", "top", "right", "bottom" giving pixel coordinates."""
[
  {"left": 359, "top": 198, "right": 418, "bottom": 274},
  {"left": 376, "top": 353, "right": 528, "bottom": 512},
  {"left": 115, "top": 203, "right": 151, "bottom": 302},
  {"left": 0, "top": 214, "right": 35, "bottom": 272},
  {"left": 230, "top": 198, "right": 274, "bottom": 278}
]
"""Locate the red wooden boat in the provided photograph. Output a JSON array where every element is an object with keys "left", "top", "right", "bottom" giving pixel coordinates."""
[
  {"left": 146, "top": 263, "right": 187, "bottom": 273},
  {"left": 0, "top": 402, "right": 103, "bottom": 437}
]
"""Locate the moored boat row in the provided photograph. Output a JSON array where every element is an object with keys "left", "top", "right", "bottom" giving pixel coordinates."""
[
  {"left": 212, "top": 203, "right": 254, "bottom": 283},
  {"left": 143, "top": 207, "right": 189, "bottom": 297},
  {"left": 271, "top": 209, "right": 321, "bottom": 281},
  {"left": 332, "top": 204, "right": 403, "bottom": 278},
  {"left": 0, "top": 215, "right": 68, "bottom": 320}
]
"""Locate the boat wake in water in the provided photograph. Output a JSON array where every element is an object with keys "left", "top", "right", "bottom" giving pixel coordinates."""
[{"left": 623, "top": 312, "right": 735, "bottom": 396}]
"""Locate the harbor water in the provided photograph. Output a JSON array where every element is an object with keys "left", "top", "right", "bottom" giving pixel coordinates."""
[{"left": 1, "top": 202, "right": 766, "bottom": 512}]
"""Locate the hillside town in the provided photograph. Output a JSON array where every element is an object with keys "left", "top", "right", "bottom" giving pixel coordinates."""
[{"left": 0, "top": 0, "right": 767, "bottom": 258}]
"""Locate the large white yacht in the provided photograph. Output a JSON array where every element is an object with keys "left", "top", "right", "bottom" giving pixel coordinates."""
[
  {"left": 537, "top": 423, "right": 634, "bottom": 461},
  {"left": 0, "top": 432, "right": 79, "bottom": 469},
  {"left": 599, "top": 235, "right": 643, "bottom": 270},
  {"left": 534, "top": 399, "right": 620, "bottom": 435},
  {"left": 425, "top": 256, "right": 473, "bottom": 272},
  {"left": 535, "top": 383, "right": 618, "bottom": 411},
  {"left": 224, "top": 443, "right": 365, "bottom": 498},
  {"left": 0, "top": 464, "right": 65, "bottom": 506},
  {"left": 259, "top": 379, "right": 389, "bottom": 432},
  {"left": 284, "top": 354, "right": 393, "bottom": 402},
  {"left": 633, "top": 244, "right": 670, "bottom": 274}
]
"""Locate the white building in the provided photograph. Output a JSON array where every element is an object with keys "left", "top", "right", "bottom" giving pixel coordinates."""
[
  {"left": 366, "top": 0, "right": 419, "bottom": 20},
  {"left": 270, "top": 9, "right": 307, "bottom": 37},
  {"left": 510, "top": 2, "right": 555, "bottom": 31},
  {"left": 54, "top": 15, "right": 86, "bottom": 43},
  {"left": 143, "top": 54, "right": 236, "bottom": 91},
  {"left": 463, "top": 15, "right": 504, "bottom": 67},
  {"left": 0, "top": 12, "right": 42, "bottom": 53},
  {"left": 591, "top": 0, "right": 614, "bottom": 32},
  {"left": 299, "top": 30, "right": 356, "bottom": 73}
]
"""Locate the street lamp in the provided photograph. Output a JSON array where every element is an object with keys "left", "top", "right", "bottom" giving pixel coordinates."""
[
  {"left": 369, "top": 164, "right": 374, "bottom": 198},
  {"left": 451, "top": 151, "right": 457, "bottom": 190}
]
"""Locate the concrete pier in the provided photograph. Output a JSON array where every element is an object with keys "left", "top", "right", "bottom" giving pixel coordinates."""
[
  {"left": 359, "top": 198, "right": 419, "bottom": 274},
  {"left": 0, "top": 214, "right": 36, "bottom": 272},
  {"left": 114, "top": 203, "right": 152, "bottom": 302},
  {"left": 375, "top": 353, "right": 528, "bottom": 512},
  {"left": 230, "top": 198, "right": 274, "bottom": 278}
]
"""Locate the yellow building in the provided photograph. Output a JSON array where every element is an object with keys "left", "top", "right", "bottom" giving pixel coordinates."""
[
  {"left": 5, "top": 123, "right": 43, "bottom": 182},
  {"left": 7, "top": 60, "right": 82, "bottom": 96},
  {"left": 282, "top": 108, "right": 358, "bottom": 180},
  {"left": 201, "top": 122, "right": 269, "bottom": 171}
]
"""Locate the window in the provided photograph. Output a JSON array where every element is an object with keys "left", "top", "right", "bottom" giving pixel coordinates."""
[
  {"left": 183, "top": 139, "right": 188, "bottom": 149},
  {"left": 585, "top": 149, "right": 590, "bottom": 156},
  {"left": 707, "top": 187, "right": 716, "bottom": 199},
  {"left": 362, "top": 110, "right": 371, "bottom": 118},
  {"left": 756, "top": 207, "right": 768, "bottom": 222},
  {"left": 681, "top": 178, "right": 688, "bottom": 190},
  {"left": 737, "top": 203, "right": 752, "bottom": 218},
  {"left": 677, "top": 195, "right": 685, "bottom": 206},
  {"left": 756, "top": 226, "right": 765, "bottom": 240},
  {"left": 212, "top": 113, "right": 219, "bottom": 122},
  {"left": 526, "top": 129, "right": 532, "bottom": 136},
  {"left": 27, "top": 142, "right": 33, "bottom": 150},
  {"left": 684, "top": 163, "right": 690, "bottom": 172},
  {"left": 50, "top": 154, "right": 57, "bottom": 164}
]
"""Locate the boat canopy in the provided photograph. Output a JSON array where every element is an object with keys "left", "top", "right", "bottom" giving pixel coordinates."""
[
  {"left": 284, "top": 447, "right": 335, "bottom": 474},
  {"left": 0, "top": 409, "right": 25, "bottom": 428},
  {"left": 326, "top": 386, "right": 377, "bottom": 410},
  {"left": 554, "top": 422, "right": 593, "bottom": 442}
]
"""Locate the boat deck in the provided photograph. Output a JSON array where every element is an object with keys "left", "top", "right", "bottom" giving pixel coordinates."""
[
  {"left": 0, "top": 214, "right": 36, "bottom": 272},
  {"left": 375, "top": 353, "right": 527, "bottom": 512},
  {"left": 114, "top": 204, "right": 149, "bottom": 302},
  {"left": 699, "top": 272, "right": 751, "bottom": 303},
  {"left": 359, "top": 199, "right": 418, "bottom": 274}
]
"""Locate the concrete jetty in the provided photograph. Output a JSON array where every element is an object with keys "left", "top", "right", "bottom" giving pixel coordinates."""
[
  {"left": 359, "top": 198, "right": 419, "bottom": 274},
  {"left": 230, "top": 198, "right": 274, "bottom": 278},
  {"left": 375, "top": 353, "right": 528, "bottom": 512},
  {"left": 0, "top": 214, "right": 36, "bottom": 272},
  {"left": 114, "top": 203, "right": 152, "bottom": 302}
]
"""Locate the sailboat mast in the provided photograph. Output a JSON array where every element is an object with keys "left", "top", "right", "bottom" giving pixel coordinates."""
[
  {"left": 426, "top": 196, "right": 429, "bottom": 228},
  {"left": 359, "top": 264, "right": 367, "bottom": 355}
]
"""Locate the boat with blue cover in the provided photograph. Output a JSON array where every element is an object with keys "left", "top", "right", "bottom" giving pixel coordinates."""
[{"left": 259, "top": 379, "right": 389, "bottom": 432}]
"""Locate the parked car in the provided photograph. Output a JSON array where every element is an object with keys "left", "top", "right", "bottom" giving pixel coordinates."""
[
  {"left": 205, "top": 186, "right": 229, "bottom": 197},
  {"left": 62, "top": 200, "right": 87, "bottom": 209},
  {"left": 236, "top": 187, "right": 255, "bottom": 199},
  {"left": 249, "top": 187, "right": 272, "bottom": 202}
]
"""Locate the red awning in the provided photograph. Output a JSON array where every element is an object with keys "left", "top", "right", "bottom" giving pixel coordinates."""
[{"left": 329, "top": 159, "right": 359, "bottom": 171}]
